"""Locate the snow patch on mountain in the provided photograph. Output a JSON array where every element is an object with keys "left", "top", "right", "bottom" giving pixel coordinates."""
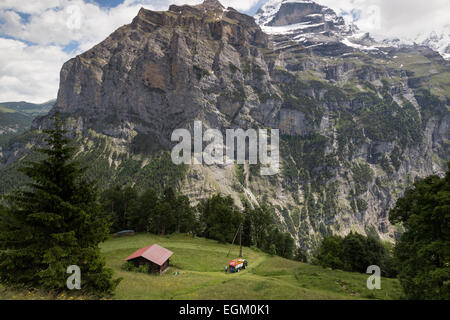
[
  {"left": 261, "top": 21, "right": 324, "bottom": 35},
  {"left": 255, "top": 0, "right": 314, "bottom": 26},
  {"left": 254, "top": 0, "right": 449, "bottom": 59},
  {"left": 254, "top": 0, "right": 363, "bottom": 51},
  {"left": 379, "top": 27, "right": 450, "bottom": 60},
  {"left": 412, "top": 28, "right": 450, "bottom": 59}
]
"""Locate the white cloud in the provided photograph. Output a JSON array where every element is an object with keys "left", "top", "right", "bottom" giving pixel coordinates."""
[
  {"left": 0, "top": 0, "right": 262, "bottom": 48},
  {"left": 0, "top": 0, "right": 263, "bottom": 102},
  {"left": 1, "top": 0, "right": 448, "bottom": 102},
  {"left": 0, "top": 0, "right": 62, "bottom": 15},
  {"left": 0, "top": 0, "right": 144, "bottom": 48},
  {"left": 123, "top": 0, "right": 261, "bottom": 12},
  {"left": 0, "top": 0, "right": 155, "bottom": 103},
  {"left": 314, "top": 0, "right": 450, "bottom": 40},
  {"left": 221, "top": 0, "right": 261, "bottom": 11},
  {"left": 0, "top": 38, "right": 71, "bottom": 103}
]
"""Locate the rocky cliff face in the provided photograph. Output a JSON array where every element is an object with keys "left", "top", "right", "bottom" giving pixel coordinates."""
[
  {"left": 41, "top": 0, "right": 270, "bottom": 148},
  {"left": 1, "top": 0, "right": 449, "bottom": 253}
]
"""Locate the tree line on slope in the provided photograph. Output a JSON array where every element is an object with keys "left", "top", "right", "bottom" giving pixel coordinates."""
[
  {"left": 100, "top": 186, "right": 297, "bottom": 260},
  {"left": 313, "top": 232, "right": 397, "bottom": 278}
]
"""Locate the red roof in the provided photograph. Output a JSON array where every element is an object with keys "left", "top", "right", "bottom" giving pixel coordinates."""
[{"left": 125, "top": 244, "right": 173, "bottom": 266}]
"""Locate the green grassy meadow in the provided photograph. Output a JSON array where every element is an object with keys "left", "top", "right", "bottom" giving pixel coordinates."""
[{"left": 0, "top": 233, "right": 403, "bottom": 300}]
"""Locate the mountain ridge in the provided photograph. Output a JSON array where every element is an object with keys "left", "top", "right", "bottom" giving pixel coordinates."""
[
  {"left": 255, "top": 0, "right": 449, "bottom": 60},
  {"left": 0, "top": 100, "right": 54, "bottom": 148}
]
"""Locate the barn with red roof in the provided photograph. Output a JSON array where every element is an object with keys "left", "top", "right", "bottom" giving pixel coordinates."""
[{"left": 125, "top": 244, "right": 173, "bottom": 275}]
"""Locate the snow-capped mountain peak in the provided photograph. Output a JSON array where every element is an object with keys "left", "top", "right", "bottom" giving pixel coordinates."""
[
  {"left": 255, "top": 0, "right": 313, "bottom": 27},
  {"left": 413, "top": 27, "right": 450, "bottom": 59},
  {"left": 254, "top": 0, "right": 363, "bottom": 54},
  {"left": 378, "top": 27, "right": 450, "bottom": 60},
  {"left": 254, "top": 0, "right": 449, "bottom": 60}
]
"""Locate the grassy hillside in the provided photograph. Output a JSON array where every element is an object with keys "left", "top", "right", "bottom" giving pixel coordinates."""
[{"left": 0, "top": 233, "right": 403, "bottom": 300}]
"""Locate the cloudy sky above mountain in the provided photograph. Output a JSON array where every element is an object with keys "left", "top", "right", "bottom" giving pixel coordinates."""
[{"left": 0, "top": 0, "right": 448, "bottom": 103}]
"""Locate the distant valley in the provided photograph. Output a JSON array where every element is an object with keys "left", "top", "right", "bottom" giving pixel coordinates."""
[{"left": 0, "top": 100, "right": 54, "bottom": 147}]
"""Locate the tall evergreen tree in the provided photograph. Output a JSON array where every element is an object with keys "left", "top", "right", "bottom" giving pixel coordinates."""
[
  {"left": 241, "top": 211, "right": 253, "bottom": 247},
  {"left": 155, "top": 187, "right": 177, "bottom": 235},
  {"left": 240, "top": 200, "right": 253, "bottom": 247},
  {"left": 174, "top": 194, "right": 197, "bottom": 234},
  {"left": 250, "top": 205, "right": 274, "bottom": 249},
  {"left": 341, "top": 232, "right": 369, "bottom": 273},
  {"left": 294, "top": 247, "right": 308, "bottom": 263},
  {"left": 127, "top": 188, "right": 157, "bottom": 232},
  {"left": 314, "top": 235, "right": 345, "bottom": 270},
  {"left": 199, "top": 194, "right": 242, "bottom": 243},
  {"left": 101, "top": 186, "right": 138, "bottom": 232},
  {"left": 281, "top": 232, "right": 295, "bottom": 259},
  {"left": 0, "top": 114, "right": 120, "bottom": 296}
]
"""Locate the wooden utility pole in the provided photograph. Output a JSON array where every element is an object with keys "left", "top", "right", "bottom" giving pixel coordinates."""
[
  {"left": 227, "top": 224, "right": 240, "bottom": 257},
  {"left": 239, "top": 223, "right": 243, "bottom": 258},
  {"left": 227, "top": 223, "right": 243, "bottom": 258}
]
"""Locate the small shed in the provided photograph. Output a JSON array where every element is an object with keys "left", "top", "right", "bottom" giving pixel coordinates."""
[
  {"left": 115, "top": 230, "right": 136, "bottom": 237},
  {"left": 124, "top": 244, "right": 173, "bottom": 275}
]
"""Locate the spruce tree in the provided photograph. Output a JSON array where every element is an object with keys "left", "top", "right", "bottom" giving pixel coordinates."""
[
  {"left": 175, "top": 194, "right": 196, "bottom": 234},
  {"left": 294, "top": 247, "right": 307, "bottom": 263},
  {"left": 128, "top": 188, "right": 158, "bottom": 232},
  {"left": 0, "top": 113, "right": 120, "bottom": 296},
  {"left": 241, "top": 212, "right": 253, "bottom": 247}
]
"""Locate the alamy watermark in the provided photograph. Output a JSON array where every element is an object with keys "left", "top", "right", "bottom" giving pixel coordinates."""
[
  {"left": 366, "top": 265, "right": 381, "bottom": 290},
  {"left": 66, "top": 5, "right": 82, "bottom": 30},
  {"left": 171, "top": 121, "right": 280, "bottom": 176},
  {"left": 66, "top": 265, "right": 81, "bottom": 290}
]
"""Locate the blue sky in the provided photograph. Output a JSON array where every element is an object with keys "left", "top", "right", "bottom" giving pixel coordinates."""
[
  {"left": 87, "top": 0, "right": 264, "bottom": 12},
  {"left": 3, "top": 0, "right": 264, "bottom": 54},
  {"left": 0, "top": 0, "right": 268, "bottom": 102},
  {"left": 89, "top": 0, "right": 125, "bottom": 8},
  {"left": 0, "top": 0, "right": 448, "bottom": 103}
]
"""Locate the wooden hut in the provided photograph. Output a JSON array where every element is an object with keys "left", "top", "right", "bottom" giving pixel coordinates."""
[
  {"left": 124, "top": 244, "right": 173, "bottom": 275},
  {"left": 115, "top": 230, "right": 136, "bottom": 237}
]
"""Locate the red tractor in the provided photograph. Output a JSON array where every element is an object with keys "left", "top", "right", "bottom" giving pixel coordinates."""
[{"left": 226, "top": 259, "right": 248, "bottom": 273}]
